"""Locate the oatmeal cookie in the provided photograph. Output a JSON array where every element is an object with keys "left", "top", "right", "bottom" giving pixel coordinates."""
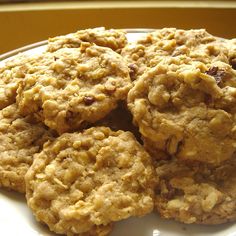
[
  {"left": 155, "top": 158, "right": 236, "bottom": 224},
  {"left": 0, "top": 53, "right": 34, "bottom": 110},
  {"left": 128, "top": 57, "right": 236, "bottom": 164},
  {"left": 0, "top": 104, "right": 53, "bottom": 193},
  {"left": 16, "top": 43, "right": 131, "bottom": 134},
  {"left": 122, "top": 28, "right": 232, "bottom": 81},
  {"left": 25, "top": 127, "right": 155, "bottom": 236},
  {"left": 47, "top": 27, "right": 127, "bottom": 53}
]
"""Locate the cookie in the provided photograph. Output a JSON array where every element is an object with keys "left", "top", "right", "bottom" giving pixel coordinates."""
[
  {"left": 47, "top": 27, "right": 127, "bottom": 53},
  {"left": 25, "top": 127, "right": 155, "bottom": 235},
  {"left": 16, "top": 43, "right": 131, "bottom": 134},
  {"left": 122, "top": 28, "right": 232, "bottom": 81},
  {"left": 155, "top": 157, "right": 236, "bottom": 224},
  {"left": 0, "top": 104, "right": 53, "bottom": 193},
  {"left": 0, "top": 53, "right": 34, "bottom": 110},
  {"left": 128, "top": 57, "right": 236, "bottom": 164}
]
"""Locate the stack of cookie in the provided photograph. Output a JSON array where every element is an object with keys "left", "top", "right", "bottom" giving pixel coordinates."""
[
  {"left": 0, "top": 28, "right": 155, "bottom": 236},
  {"left": 125, "top": 28, "right": 236, "bottom": 224},
  {"left": 0, "top": 27, "right": 236, "bottom": 235}
]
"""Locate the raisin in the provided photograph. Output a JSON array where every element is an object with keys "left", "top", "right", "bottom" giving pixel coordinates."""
[
  {"left": 105, "top": 87, "right": 116, "bottom": 95},
  {"left": 230, "top": 57, "right": 236, "bottom": 70},
  {"left": 206, "top": 66, "right": 218, "bottom": 76},
  {"left": 205, "top": 66, "right": 227, "bottom": 84},
  {"left": 83, "top": 96, "right": 95, "bottom": 105}
]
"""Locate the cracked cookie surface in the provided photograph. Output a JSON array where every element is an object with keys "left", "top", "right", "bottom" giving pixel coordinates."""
[
  {"left": 0, "top": 53, "right": 36, "bottom": 110},
  {"left": 16, "top": 44, "right": 131, "bottom": 134},
  {"left": 155, "top": 157, "right": 236, "bottom": 224},
  {"left": 128, "top": 57, "right": 236, "bottom": 164},
  {"left": 122, "top": 28, "right": 234, "bottom": 81},
  {"left": 0, "top": 104, "right": 53, "bottom": 193},
  {"left": 25, "top": 127, "right": 155, "bottom": 236},
  {"left": 47, "top": 27, "right": 127, "bottom": 53}
]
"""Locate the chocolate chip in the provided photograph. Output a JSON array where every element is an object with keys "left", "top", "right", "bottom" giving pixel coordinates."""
[
  {"left": 54, "top": 56, "right": 59, "bottom": 61},
  {"left": 128, "top": 64, "right": 138, "bottom": 80},
  {"left": 83, "top": 96, "right": 95, "bottom": 105},
  {"left": 230, "top": 57, "right": 236, "bottom": 70},
  {"left": 205, "top": 66, "right": 227, "bottom": 84}
]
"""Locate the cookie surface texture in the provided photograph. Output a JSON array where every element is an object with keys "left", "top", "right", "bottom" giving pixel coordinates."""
[
  {"left": 0, "top": 104, "right": 53, "bottom": 193},
  {"left": 155, "top": 158, "right": 236, "bottom": 224},
  {"left": 0, "top": 53, "right": 36, "bottom": 110},
  {"left": 122, "top": 28, "right": 233, "bottom": 81},
  {"left": 47, "top": 27, "right": 127, "bottom": 52},
  {"left": 25, "top": 127, "right": 155, "bottom": 235},
  {"left": 16, "top": 44, "right": 131, "bottom": 133},
  {"left": 128, "top": 57, "right": 236, "bottom": 164}
]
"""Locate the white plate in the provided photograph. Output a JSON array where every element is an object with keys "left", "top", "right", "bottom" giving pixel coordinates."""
[{"left": 0, "top": 29, "right": 235, "bottom": 236}]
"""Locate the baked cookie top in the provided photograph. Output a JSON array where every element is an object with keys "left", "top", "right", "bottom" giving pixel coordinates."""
[
  {"left": 16, "top": 43, "right": 131, "bottom": 134},
  {"left": 0, "top": 104, "right": 53, "bottom": 193},
  {"left": 47, "top": 27, "right": 127, "bottom": 53},
  {"left": 25, "top": 127, "right": 155, "bottom": 235},
  {"left": 155, "top": 157, "right": 236, "bottom": 224},
  {"left": 122, "top": 28, "right": 233, "bottom": 81},
  {"left": 0, "top": 53, "right": 35, "bottom": 110},
  {"left": 128, "top": 57, "right": 236, "bottom": 164}
]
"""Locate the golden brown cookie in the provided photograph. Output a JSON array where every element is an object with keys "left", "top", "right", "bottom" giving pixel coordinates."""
[
  {"left": 128, "top": 57, "right": 236, "bottom": 164},
  {"left": 16, "top": 43, "right": 131, "bottom": 134},
  {"left": 47, "top": 27, "right": 127, "bottom": 53},
  {"left": 155, "top": 157, "right": 236, "bottom": 224},
  {"left": 122, "top": 28, "right": 232, "bottom": 81},
  {"left": 0, "top": 104, "right": 53, "bottom": 193},
  {"left": 0, "top": 27, "right": 127, "bottom": 112},
  {"left": 0, "top": 53, "right": 35, "bottom": 110},
  {"left": 25, "top": 127, "right": 155, "bottom": 235}
]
